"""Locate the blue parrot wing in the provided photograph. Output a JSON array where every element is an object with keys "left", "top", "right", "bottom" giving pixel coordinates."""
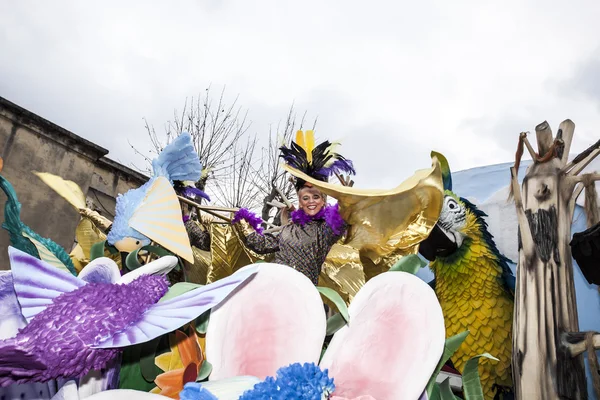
[
  {"left": 92, "top": 265, "right": 259, "bottom": 348},
  {"left": 500, "top": 258, "right": 516, "bottom": 297},
  {"left": 8, "top": 247, "right": 85, "bottom": 323}
]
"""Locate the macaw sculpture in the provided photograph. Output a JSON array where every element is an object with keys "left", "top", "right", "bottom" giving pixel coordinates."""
[
  {"left": 418, "top": 151, "right": 515, "bottom": 400},
  {"left": 106, "top": 132, "right": 202, "bottom": 263}
]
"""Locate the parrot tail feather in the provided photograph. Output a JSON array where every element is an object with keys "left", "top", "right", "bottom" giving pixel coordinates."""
[{"left": 151, "top": 132, "right": 202, "bottom": 183}]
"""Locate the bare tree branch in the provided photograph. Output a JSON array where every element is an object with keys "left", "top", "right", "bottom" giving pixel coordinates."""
[
  {"left": 562, "top": 331, "right": 600, "bottom": 357},
  {"left": 252, "top": 104, "right": 314, "bottom": 224},
  {"left": 510, "top": 166, "right": 535, "bottom": 257},
  {"left": 131, "top": 86, "right": 258, "bottom": 210},
  {"left": 564, "top": 139, "right": 600, "bottom": 175}
]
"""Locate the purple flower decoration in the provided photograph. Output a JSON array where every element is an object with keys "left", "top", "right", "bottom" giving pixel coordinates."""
[{"left": 232, "top": 209, "right": 264, "bottom": 235}]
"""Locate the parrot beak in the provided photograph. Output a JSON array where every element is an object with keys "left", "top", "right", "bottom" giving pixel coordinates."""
[{"left": 418, "top": 224, "right": 458, "bottom": 261}]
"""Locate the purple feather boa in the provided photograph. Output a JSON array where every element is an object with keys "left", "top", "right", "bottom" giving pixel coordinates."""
[
  {"left": 290, "top": 203, "right": 345, "bottom": 235},
  {"left": 232, "top": 208, "right": 264, "bottom": 235}
]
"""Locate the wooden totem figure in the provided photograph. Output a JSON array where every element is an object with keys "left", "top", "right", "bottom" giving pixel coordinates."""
[{"left": 510, "top": 119, "right": 600, "bottom": 399}]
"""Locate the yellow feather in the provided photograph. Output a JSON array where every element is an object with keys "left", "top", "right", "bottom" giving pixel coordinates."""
[
  {"left": 34, "top": 171, "right": 86, "bottom": 210},
  {"left": 305, "top": 130, "right": 315, "bottom": 163},
  {"left": 295, "top": 130, "right": 306, "bottom": 152}
]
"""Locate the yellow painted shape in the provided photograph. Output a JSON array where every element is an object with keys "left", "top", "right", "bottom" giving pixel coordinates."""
[{"left": 129, "top": 177, "right": 194, "bottom": 262}]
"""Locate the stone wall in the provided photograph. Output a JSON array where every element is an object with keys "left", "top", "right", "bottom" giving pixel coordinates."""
[{"left": 0, "top": 96, "right": 147, "bottom": 269}]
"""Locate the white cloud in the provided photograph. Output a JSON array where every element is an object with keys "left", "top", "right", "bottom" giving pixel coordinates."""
[{"left": 1, "top": 0, "right": 600, "bottom": 191}]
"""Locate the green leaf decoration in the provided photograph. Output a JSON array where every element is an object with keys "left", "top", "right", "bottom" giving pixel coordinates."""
[
  {"left": 316, "top": 287, "right": 349, "bottom": 323},
  {"left": 389, "top": 254, "right": 427, "bottom": 274},
  {"left": 89, "top": 240, "right": 119, "bottom": 261},
  {"left": 119, "top": 344, "right": 156, "bottom": 391},
  {"left": 462, "top": 353, "right": 499, "bottom": 400},
  {"left": 195, "top": 310, "right": 211, "bottom": 335},
  {"left": 160, "top": 282, "right": 203, "bottom": 302},
  {"left": 429, "top": 383, "right": 441, "bottom": 400},
  {"left": 439, "top": 378, "right": 457, "bottom": 400},
  {"left": 139, "top": 338, "right": 162, "bottom": 383},
  {"left": 125, "top": 245, "right": 175, "bottom": 271},
  {"left": 196, "top": 360, "right": 213, "bottom": 382},
  {"left": 319, "top": 345, "right": 327, "bottom": 363},
  {"left": 90, "top": 240, "right": 107, "bottom": 261},
  {"left": 426, "top": 331, "right": 469, "bottom": 396},
  {"left": 326, "top": 313, "right": 347, "bottom": 336}
]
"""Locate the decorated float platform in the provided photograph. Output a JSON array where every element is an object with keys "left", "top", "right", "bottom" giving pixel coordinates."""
[{"left": 0, "top": 121, "right": 599, "bottom": 400}]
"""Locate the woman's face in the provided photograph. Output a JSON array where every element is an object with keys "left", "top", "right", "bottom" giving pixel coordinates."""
[{"left": 298, "top": 187, "right": 325, "bottom": 216}]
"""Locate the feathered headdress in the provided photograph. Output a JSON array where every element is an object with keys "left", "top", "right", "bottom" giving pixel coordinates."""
[
  {"left": 173, "top": 180, "right": 211, "bottom": 203},
  {"left": 279, "top": 130, "right": 356, "bottom": 191}
]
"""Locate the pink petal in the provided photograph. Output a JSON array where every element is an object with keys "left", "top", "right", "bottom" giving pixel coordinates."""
[
  {"left": 206, "top": 263, "right": 326, "bottom": 380},
  {"left": 320, "top": 271, "right": 445, "bottom": 400}
]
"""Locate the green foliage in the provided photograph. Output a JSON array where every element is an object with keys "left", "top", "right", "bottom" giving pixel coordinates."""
[
  {"left": 426, "top": 331, "right": 469, "bottom": 396},
  {"left": 389, "top": 254, "right": 427, "bottom": 274},
  {"left": 316, "top": 286, "right": 349, "bottom": 323},
  {"left": 197, "top": 360, "right": 213, "bottom": 382},
  {"left": 161, "top": 282, "right": 203, "bottom": 302},
  {"left": 126, "top": 245, "right": 177, "bottom": 271},
  {"left": 426, "top": 331, "right": 498, "bottom": 400},
  {"left": 90, "top": 240, "right": 118, "bottom": 261},
  {"left": 326, "top": 313, "right": 347, "bottom": 336},
  {"left": 462, "top": 353, "right": 498, "bottom": 400},
  {"left": 195, "top": 310, "right": 211, "bottom": 335}
]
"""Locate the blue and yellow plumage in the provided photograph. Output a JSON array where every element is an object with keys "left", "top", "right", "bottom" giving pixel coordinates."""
[
  {"left": 420, "top": 151, "right": 514, "bottom": 400},
  {"left": 107, "top": 133, "right": 203, "bottom": 262}
]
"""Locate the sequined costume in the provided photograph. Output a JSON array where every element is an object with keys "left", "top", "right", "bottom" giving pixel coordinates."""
[
  {"left": 183, "top": 216, "right": 211, "bottom": 251},
  {"left": 235, "top": 205, "right": 346, "bottom": 284}
]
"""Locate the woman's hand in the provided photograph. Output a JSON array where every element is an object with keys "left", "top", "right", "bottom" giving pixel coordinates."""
[{"left": 280, "top": 205, "right": 296, "bottom": 225}]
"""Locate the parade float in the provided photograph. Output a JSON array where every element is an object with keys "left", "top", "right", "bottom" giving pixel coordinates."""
[{"left": 0, "top": 122, "right": 598, "bottom": 400}]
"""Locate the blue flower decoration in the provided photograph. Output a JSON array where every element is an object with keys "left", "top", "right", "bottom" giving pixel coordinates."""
[
  {"left": 179, "top": 382, "right": 218, "bottom": 400},
  {"left": 239, "top": 362, "right": 335, "bottom": 400}
]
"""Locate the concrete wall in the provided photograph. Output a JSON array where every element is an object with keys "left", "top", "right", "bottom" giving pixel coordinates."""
[{"left": 0, "top": 96, "right": 147, "bottom": 269}]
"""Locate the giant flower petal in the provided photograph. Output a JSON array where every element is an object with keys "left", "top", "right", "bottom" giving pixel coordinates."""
[
  {"left": 206, "top": 263, "right": 326, "bottom": 380},
  {"left": 320, "top": 271, "right": 445, "bottom": 399}
]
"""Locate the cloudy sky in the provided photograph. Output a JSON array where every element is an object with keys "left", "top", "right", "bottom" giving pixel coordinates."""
[{"left": 1, "top": 0, "right": 600, "bottom": 191}]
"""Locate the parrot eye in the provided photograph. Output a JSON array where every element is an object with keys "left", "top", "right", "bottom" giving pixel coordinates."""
[
  {"left": 136, "top": 241, "right": 140, "bottom": 245},
  {"left": 445, "top": 198, "right": 459, "bottom": 211}
]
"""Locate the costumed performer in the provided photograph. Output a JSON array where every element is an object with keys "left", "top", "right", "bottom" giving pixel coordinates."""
[
  {"left": 231, "top": 130, "right": 356, "bottom": 285},
  {"left": 173, "top": 180, "right": 212, "bottom": 252}
]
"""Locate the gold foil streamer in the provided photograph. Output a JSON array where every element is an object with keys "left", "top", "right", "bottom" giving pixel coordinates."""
[{"left": 282, "top": 156, "right": 444, "bottom": 267}]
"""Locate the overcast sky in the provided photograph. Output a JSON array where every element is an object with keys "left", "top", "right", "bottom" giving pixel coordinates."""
[{"left": 1, "top": 0, "right": 600, "bottom": 191}]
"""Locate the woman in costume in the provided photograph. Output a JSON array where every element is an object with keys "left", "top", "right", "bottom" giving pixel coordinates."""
[
  {"left": 174, "top": 180, "right": 212, "bottom": 251},
  {"left": 231, "top": 131, "right": 355, "bottom": 285}
]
